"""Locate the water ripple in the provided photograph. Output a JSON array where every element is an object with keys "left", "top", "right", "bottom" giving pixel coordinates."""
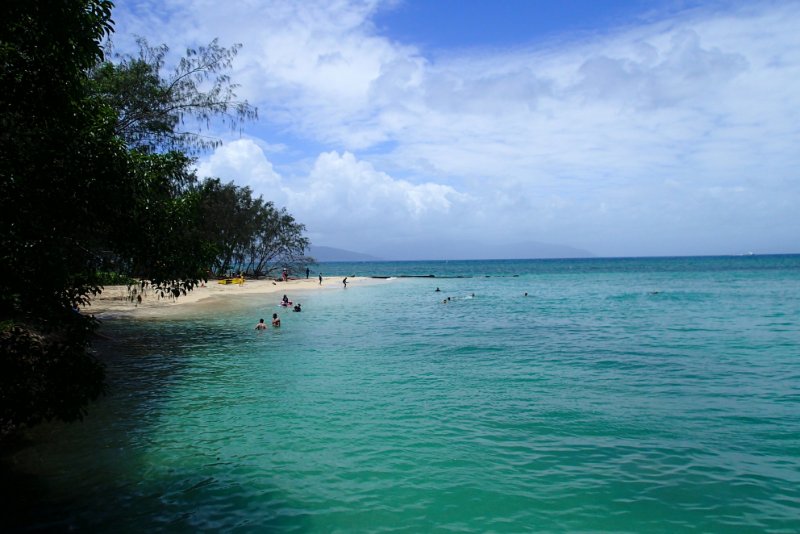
[{"left": 6, "top": 257, "right": 800, "bottom": 532}]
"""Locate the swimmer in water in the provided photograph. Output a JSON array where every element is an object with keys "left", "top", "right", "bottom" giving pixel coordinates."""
[
  {"left": 272, "top": 313, "right": 281, "bottom": 327},
  {"left": 255, "top": 318, "right": 267, "bottom": 330}
]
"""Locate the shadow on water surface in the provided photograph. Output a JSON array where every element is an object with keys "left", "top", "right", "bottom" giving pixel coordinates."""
[{"left": 1, "top": 317, "right": 309, "bottom": 532}]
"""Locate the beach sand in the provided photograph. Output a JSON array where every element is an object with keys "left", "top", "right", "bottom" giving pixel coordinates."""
[{"left": 88, "top": 277, "right": 368, "bottom": 319}]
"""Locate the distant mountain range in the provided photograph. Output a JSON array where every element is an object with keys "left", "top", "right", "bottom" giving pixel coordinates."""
[
  {"left": 308, "top": 241, "right": 593, "bottom": 262},
  {"left": 307, "top": 245, "right": 383, "bottom": 262},
  {"left": 364, "top": 239, "right": 594, "bottom": 261}
]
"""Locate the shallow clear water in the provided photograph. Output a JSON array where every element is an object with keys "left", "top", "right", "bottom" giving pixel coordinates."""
[{"left": 5, "top": 256, "right": 800, "bottom": 532}]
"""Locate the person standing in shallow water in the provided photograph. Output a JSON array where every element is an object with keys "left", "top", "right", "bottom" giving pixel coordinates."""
[
  {"left": 319, "top": 273, "right": 322, "bottom": 285},
  {"left": 255, "top": 318, "right": 267, "bottom": 330},
  {"left": 272, "top": 313, "right": 280, "bottom": 327}
]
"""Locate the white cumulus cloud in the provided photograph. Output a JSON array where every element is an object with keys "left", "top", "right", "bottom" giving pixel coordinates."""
[
  {"left": 196, "top": 143, "right": 471, "bottom": 250},
  {"left": 113, "top": 1, "right": 800, "bottom": 257}
]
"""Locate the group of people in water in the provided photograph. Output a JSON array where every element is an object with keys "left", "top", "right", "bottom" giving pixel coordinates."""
[
  {"left": 256, "top": 271, "right": 354, "bottom": 330},
  {"left": 436, "top": 287, "right": 477, "bottom": 304},
  {"left": 257, "top": 281, "right": 530, "bottom": 329},
  {"left": 436, "top": 288, "right": 530, "bottom": 303},
  {"left": 255, "top": 316, "right": 279, "bottom": 330},
  {"left": 256, "top": 293, "right": 303, "bottom": 330}
]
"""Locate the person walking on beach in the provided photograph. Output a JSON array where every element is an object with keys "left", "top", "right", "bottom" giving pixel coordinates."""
[
  {"left": 306, "top": 267, "right": 310, "bottom": 279},
  {"left": 343, "top": 277, "right": 348, "bottom": 288},
  {"left": 255, "top": 318, "right": 267, "bottom": 330},
  {"left": 272, "top": 313, "right": 281, "bottom": 327},
  {"left": 319, "top": 273, "right": 322, "bottom": 285}
]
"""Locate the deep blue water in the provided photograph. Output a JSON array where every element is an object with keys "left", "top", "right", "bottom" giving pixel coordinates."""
[
  {"left": 315, "top": 254, "right": 799, "bottom": 277},
  {"left": 5, "top": 255, "right": 800, "bottom": 532}
]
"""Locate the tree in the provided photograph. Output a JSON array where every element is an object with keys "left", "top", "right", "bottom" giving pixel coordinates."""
[
  {"left": 0, "top": 0, "right": 121, "bottom": 435},
  {"left": 86, "top": 37, "right": 262, "bottom": 294},
  {"left": 119, "top": 151, "right": 218, "bottom": 298},
  {"left": 91, "top": 38, "right": 257, "bottom": 154},
  {"left": 247, "top": 204, "right": 310, "bottom": 278},
  {"left": 0, "top": 0, "right": 123, "bottom": 317},
  {"left": 194, "top": 179, "right": 311, "bottom": 278},
  {"left": 196, "top": 179, "right": 264, "bottom": 276}
]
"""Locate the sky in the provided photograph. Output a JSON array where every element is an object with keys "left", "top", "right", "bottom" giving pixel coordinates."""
[{"left": 110, "top": 0, "right": 800, "bottom": 259}]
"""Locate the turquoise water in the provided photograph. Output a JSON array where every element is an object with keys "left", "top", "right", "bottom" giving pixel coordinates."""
[{"left": 5, "top": 256, "right": 800, "bottom": 532}]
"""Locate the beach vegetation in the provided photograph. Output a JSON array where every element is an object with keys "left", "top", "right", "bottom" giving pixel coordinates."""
[
  {"left": 244, "top": 202, "right": 310, "bottom": 279},
  {"left": 196, "top": 178, "right": 264, "bottom": 276},
  {"left": 196, "top": 178, "right": 310, "bottom": 278},
  {"left": 0, "top": 0, "right": 309, "bottom": 438},
  {"left": 118, "top": 150, "right": 215, "bottom": 298}
]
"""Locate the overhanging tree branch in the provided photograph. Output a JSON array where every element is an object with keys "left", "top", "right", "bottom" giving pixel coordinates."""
[{"left": 91, "top": 37, "right": 257, "bottom": 154}]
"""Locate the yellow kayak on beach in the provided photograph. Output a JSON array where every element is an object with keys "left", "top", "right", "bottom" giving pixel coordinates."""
[{"left": 218, "top": 277, "right": 245, "bottom": 285}]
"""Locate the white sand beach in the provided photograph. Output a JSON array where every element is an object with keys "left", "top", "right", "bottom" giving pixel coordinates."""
[{"left": 88, "top": 276, "right": 368, "bottom": 318}]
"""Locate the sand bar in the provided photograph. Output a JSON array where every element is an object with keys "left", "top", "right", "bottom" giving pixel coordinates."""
[{"left": 88, "top": 276, "right": 371, "bottom": 319}]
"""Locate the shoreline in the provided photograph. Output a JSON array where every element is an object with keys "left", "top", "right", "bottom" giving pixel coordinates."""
[{"left": 88, "top": 276, "right": 371, "bottom": 319}]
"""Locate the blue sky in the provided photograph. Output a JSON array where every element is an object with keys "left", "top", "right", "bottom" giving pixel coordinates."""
[
  {"left": 374, "top": 0, "right": 679, "bottom": 50},
  {"left": 111, "top": 0, "right": 799, "bottom": 259}
]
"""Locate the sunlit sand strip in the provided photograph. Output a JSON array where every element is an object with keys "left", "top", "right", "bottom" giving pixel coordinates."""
[{"left": 88, "top": 276, "right": 379, "bottom": 318}]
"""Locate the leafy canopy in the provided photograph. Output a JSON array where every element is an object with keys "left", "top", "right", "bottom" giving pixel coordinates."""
[{"left": 92, "top": 38, "right": 257, "bottom": 154}]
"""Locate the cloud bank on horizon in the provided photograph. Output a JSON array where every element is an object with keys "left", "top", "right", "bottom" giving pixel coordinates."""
[{"left": 112, "top": 0, "right": 800, "bottom": 259}]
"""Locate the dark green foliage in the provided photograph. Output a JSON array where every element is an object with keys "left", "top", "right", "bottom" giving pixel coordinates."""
[
  {"left": 95, "top": 272, "right": 136, "bottom": 286},
  {"left": 196, "top": 179, "right": 310, "bottom": 278},
  {"left": 0, "top": 0, "right": 117, "bottom": 436},
  {"left": 247, "top": 203, "right": 311, "bottom": 278},
  {"left": 118, "top": 151, "right": 216, "bottom": 297},
  {"left": 0, "top": 0, "right": 123, "bottom": 320},
  {"left": 196, "top": 179, "right": 263, "bottom": 275}
]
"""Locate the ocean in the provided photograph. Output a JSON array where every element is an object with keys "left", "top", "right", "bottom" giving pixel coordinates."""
[{"left": 4, "top": 255, "right": 800, "bottom": 532}]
